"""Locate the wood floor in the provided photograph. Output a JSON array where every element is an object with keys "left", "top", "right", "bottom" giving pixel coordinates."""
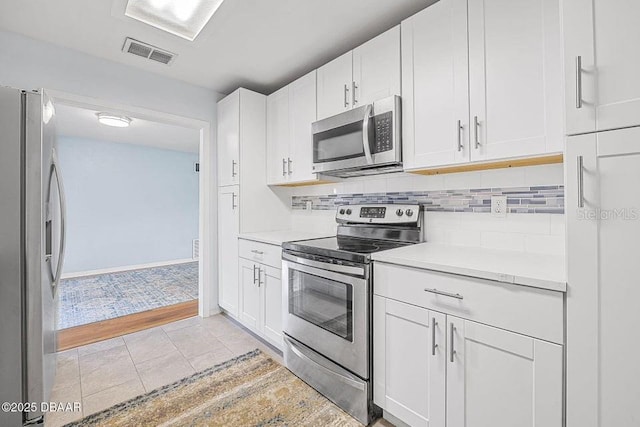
[{"left": 57, "top": 300, "right": 199, "bottom": 351}]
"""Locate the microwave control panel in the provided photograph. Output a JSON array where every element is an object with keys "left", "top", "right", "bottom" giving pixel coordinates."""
[{"left": 373, "top": 111, "right": 393, "bottom": 153}]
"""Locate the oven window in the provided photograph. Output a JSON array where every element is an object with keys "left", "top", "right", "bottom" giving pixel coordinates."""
[
  {"left": 289, "top": 269, "right": 353, "bottom": 341},
  {"left": 313, "top": 121, "right": 364, "bottom": 163}
]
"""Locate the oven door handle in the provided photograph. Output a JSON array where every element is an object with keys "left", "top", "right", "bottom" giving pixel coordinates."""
[
  {"left": 362, "top": 104, "right": 373, "bottom": 165},
  {"left": 285, "top": 336, "right": 365, "bottom": 391},
  {"left": 282, "top": 252, "right": 365, "bottom": 278}
]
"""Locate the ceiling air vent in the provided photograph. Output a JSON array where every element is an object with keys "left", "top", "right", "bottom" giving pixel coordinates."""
[{"left": 122, "top": 37, "right": 176, "bottom": 65}]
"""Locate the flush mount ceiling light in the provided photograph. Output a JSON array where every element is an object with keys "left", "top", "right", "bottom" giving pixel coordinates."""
[
  {"left": 97, "top": 113, "right": 132, "bottom": 128},
  {"left": 125, "top": 0, "right": 225, "bottom": 41}
]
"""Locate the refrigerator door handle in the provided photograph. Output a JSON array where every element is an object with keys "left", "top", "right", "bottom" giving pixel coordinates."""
[{"left": 47, "top": 150, "right": 67, "bottom": 296}]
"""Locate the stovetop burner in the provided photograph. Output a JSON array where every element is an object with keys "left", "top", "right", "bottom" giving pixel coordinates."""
[{"left": 282, "top": 204, "right": 424, "bottom": 264}]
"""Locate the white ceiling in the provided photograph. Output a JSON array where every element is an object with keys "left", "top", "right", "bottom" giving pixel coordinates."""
[
  {"left": 0, "top": 0, "right": 435, "bottom": 95},
  {"left": 55, "top": 103, "right": 200, "bottom": 153}
]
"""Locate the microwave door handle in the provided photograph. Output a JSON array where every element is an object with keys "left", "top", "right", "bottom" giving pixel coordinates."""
[{"left": 362, "top": 104, "right": 373, "bottom": 164}]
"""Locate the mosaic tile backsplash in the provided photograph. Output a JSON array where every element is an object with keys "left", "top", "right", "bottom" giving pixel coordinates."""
[{"left": 292, "top": 185, "right": 565, "bottom": 214}]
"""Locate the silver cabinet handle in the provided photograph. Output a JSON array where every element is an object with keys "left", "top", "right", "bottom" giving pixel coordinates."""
[
  {"left": 450, "top": 322, "right": 456, "bottom": 363},
  {"left": 576, "top": 56, "right": 583, "bottom": 109},
  {"left": 231, "top": 160, "right": 237, "bottom": 178},
  {"left": 344, "top": 84, "right": 350, "bottom": 108},
  {"left": 253, "top": 264, "right": 258, "bottom": 284},
  {"left": 577, "top": 155, "right": 584, "bottom": 208},
  {"left": 231, "top": 193, "right": 238, "bottom": 210},
  {"left": 424, "top": 288, "right": 463, "bottom": 300},
  {"left": 352, "top": 81, "right": 358, "bottom": 106},
  {"left": 251, "top": 249, "right": 264, "bottom": 255},
  {"left": 282, "top": 158, "right": 286, "bottom": 177},
  {"left": 431, "top": 317, "right": 438, "bottom": 356},
  {"left": 457, "top": 120, "right": 463, "bottom": 152},
  {"left": 287, "top": 157, "right": 292, "bottom": 175},
  {"left": 473, "top": 116, "right": 480, "bottom": 149},
  {"left": 362, "top": 104, "right": 373, "bottom": 164}
]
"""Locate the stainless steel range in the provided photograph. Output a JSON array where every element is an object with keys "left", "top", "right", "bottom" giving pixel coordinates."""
[{"left": 282, "top": 204, "right": 424, "bottom": 425}]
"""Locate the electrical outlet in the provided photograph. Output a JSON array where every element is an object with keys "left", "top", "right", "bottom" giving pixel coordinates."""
[{"left": 491, "top": 196, "right": 508, "bottom": 218}]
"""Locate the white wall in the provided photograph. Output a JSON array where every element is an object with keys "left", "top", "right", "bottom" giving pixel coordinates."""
[
  {"left": 289, "top": 164, "right": 566, "bottom": 256},
  {"left": 0, "top": 30, "right": 225, "bottom": 314},
  {"left": 57, "top": 136, "right": 200, "bottom": 273}
]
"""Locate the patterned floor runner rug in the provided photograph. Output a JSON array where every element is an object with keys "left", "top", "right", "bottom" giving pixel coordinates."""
[{"left": 62, "top": 349, "right": 361, "bottom": 427}]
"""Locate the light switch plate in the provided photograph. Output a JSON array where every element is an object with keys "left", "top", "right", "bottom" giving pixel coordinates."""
[{"left": 491, "top": 196, "right": 507, "bottom": 218}]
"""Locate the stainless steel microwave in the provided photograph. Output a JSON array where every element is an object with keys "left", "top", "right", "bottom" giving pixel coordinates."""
[{"left": 311, "top": 95, "right": 401, "bottom": 177}]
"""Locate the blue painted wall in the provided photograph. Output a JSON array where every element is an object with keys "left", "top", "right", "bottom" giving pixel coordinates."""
[{"left": 57, "top": 137, "right": 199, "bottom": 273}]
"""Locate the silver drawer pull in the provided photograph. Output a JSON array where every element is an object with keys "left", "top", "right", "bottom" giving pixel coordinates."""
[
  {"left": 251, "top": 249, "right": 264, "bottom": 255},
  {"left": 576, "top": 56, "right": 583, "bottom": 109},
  {"left": 424, "top": 288, "right": 463, "bottom": 300}
]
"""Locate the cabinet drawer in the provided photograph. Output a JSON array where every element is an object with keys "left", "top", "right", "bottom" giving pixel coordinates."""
[
  {"left": 374, "top": 262, "right": 563, "bottom": 344},
  {"left": 238, "top": 239, "right": 281, "bottom": 268}
]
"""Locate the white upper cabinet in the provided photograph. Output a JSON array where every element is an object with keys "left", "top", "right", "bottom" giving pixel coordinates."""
[
  {"left": 402, "top": 0, "right": 470, "bottom": 170},
  {"left": 317, "top": 26, "right": 401, "bottom": 120},
  {"left": 468, "top": 0, "right": 563, "bottom": 161},
  {"left": 402, "top": 0, "right": 563, "bottom": 171},
  {"left": 266, "top": 85, "right": 290, "bottom": 185},
  {"left": 289, "top": 71, "right": 318, "bottom": 183},
  {"left": 266, "top": 71, "right": 318, "bottom": 185},
  {"left": 446, "top": 317, "right": 563, "bottom": 427},
  {"left": 563, "top": 0, "right": 640, "bottom": 135},
  {"left": 217, "top": 92, "right": 240, "bottom": 186},
  {"left": 352, "top": 26, "right": 401, "bottom": 108},
  {"left": 317, "top": 51, "right": 353, "bottom": 120}
]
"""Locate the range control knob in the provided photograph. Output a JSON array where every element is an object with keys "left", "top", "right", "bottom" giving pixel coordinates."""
[
  {"left": 346, "top": 209, "right": 352, "bottom": 215},
  {"left": 405, "top": 209, "right": 414, "bottom": 217},
  {"left": 396, "top": 209, "right": 404, "bottom": 217},
  {"left": 339, "top": 209, "right": 345, "bottom": 215}
]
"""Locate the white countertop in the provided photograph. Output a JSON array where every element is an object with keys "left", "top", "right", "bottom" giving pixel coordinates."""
[
  {"left": 238, "top": 230, "right": 332, "bottom": 246},
  {"left": 372, "top": 243, "right": 567, "bottom": 292}
]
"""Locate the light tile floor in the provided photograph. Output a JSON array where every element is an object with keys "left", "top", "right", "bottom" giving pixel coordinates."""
[{"left": 45, "top": 313, "right": 282, "bottom": 427}]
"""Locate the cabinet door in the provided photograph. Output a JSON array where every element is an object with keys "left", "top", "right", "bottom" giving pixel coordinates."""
[
  {"left": 217, "top": 91, "right": 240, "bottom": 186},
  {"left": 468, "top": 0, "right": 563, "bottom": 161},
  {"left": 447, "top": 317, "right": 563, "bottom": 427},
  {"left": 266, "top": 85, "right": 290, "bottom": 185},
  {"left": 289, "top": 70, "right": 318, "bottom": 183},
  {"left": 317, "top": 51, "right": 352, "bottom": 120},
  {"left": 238, "top": 258, "right": 260, "bottom": 331},
  {"left": 401, "top": 0, "right": 469, "bottom": 170},
  {"left": 218, "top": 186, "right": 239, "bottom": 316},
  {"left": 373, "top": 297, "right": 446, "bottom": 427},
  {"left": 564, "top": 0, "right": 640, "bottom": 135},
  {"left": 566, "top": 128, "right": 640, "bottom": 427},
  {"left": 260, "top": 264, "right": 283, "bottom": 350},
  {"left": 352, "top": 26, "right": 401, "bottom": 108}
]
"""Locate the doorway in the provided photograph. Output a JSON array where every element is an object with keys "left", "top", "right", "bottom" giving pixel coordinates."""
[{"left": 47, "top": 92, "right": 213, "bottom": 349}]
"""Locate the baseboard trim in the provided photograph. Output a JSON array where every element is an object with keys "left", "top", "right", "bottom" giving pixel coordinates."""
[
  {"left": 61, "top": 258, "right": 197, "bottom": 279},
  {"left": 57, "top": 300, "right": 198, "bottom": 351}
]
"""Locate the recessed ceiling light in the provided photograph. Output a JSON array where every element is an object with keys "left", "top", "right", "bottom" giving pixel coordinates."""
[
  {"left": 97, "top": 113, "right": 132, "bottom": 128},
  {"left": 125, "top": 0, "right": 225, "bottom": 41}
]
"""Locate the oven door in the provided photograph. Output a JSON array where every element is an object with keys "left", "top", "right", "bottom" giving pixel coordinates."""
[
  {"left": 312, "top": 95, "right": 401, "bottom": 174},
  {"left": 282, "top": 252, "right": 369, "bottom": 379}
]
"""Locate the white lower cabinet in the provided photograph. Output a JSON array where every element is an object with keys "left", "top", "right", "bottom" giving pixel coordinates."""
[
  {"left": 373, "top": 297, "right": 445, "bottom": 427},
  {"left": 218, "top": 186, "right": 239, "bottom": 316},
  {"left": 239, "top": 258, "right": 260, "bottom": 330},
  {"left": 237, "top": 239, "right": 283, "bottom": 350},
  {"left": 446, "top": 317, "right": 563, "bottom": 427},
  {"left": 374, "top": 263, "right": 563, "bottom": 427}
]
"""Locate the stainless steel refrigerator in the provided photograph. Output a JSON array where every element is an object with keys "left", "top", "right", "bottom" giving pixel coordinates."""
[{"left": 0, "top": 86, "right": 66, "bottom": 426}]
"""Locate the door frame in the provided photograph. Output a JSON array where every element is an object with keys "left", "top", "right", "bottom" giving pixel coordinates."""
[{"left": 46, "top": 89, "right": 215, "bottom": 317}]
